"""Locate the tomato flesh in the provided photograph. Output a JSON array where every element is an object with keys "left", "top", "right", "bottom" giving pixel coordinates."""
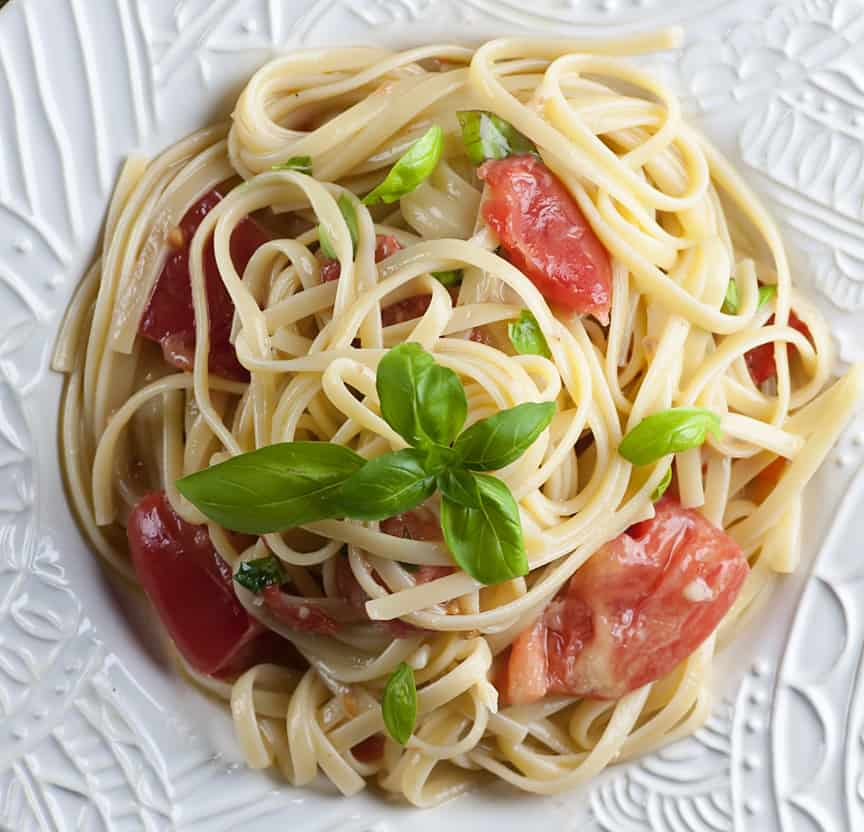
[
  {"left": 498, "top": 497, "right": 748, "bottom": 704},
  {"left": 127, "top": 492, "right": 286, "bottom": 678},
  {"left": 140, "top": 190, "right": 270, "bottom": 381},
  {"left": 478, "top": 156, "right": 612, "bottom": 320},
  {"left": 745, "top": 311, "right": 811, "bottom": 385}
]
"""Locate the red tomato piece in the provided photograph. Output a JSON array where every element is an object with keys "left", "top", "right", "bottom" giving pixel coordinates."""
[
  {"left": 140, "top": 190, "right": 270, "bottom": 381},
  {"left": 478, "top": 156, "right": 612, "bottom": 320},
  {"left": 127, "top": 492, "right": 287, "bottom": 678},
  {"left": 379, "top": 508, "right": 442, "bottom": 541},
  {"left": 352, "top": 734, "right": 386, "bottom": 763},
  {"left": 498, "top": 497, "right": 748, "bottom": 705},
  {"left": 259, "top": 587, "right": 342, "bottom": 635},
  {"left": 320, "top": 234, "right": 402, "bottom": 283},
  {"left": 745, "top": 311, "right": 811, "bottom": 385}
]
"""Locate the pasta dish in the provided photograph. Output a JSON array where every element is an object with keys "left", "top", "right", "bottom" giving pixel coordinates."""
[{"left": 54, "top": 31, "right": 863, "bottom": 806}]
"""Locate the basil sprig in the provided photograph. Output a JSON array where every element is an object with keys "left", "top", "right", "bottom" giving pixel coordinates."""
[
  {"left": 382, "top": 662, "right": 417, "bottom": 744},
  {"left": 319, "top": 194, "right": 359, "bottom": 259},
  {"left": 178, "top": 344, "right": 555, "bottom": 586},
  {"left": 176, "top": 442, "right": 365, "bottom": 534},
  {"left": 457, "top": 111, "right": 536, "bottom": 165},
  {"left": 235, "top": 556, "right": 285, "bottom": 593},
  {"left": 272, "top": 156, "right": 313, "bottom": 174},
  {"left": 508, "top": 310, "right": 551, "bottom": 358},
  {"left": 364, "top": 125, "right": 444, "bottom": 206},
  {"left": 618, "top": 408, "right": 722, "bottom": 466}
]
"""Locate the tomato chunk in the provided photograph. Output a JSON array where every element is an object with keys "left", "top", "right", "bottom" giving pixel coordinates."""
[
  {"left": 745, "top": 311, "right": 811, "bottom": 385},
  {"left": 498, "top": 497, "right": 748, "bottom": 704},
  {"left": 352, "top": 734, "right": 385, "bottom": 763},
  {"left": 140, "top": 190, "right": 270, "bottom": 381},
  {"left": 127, "top": 492, "right": 287, "bottom": 678},
  {"left": 478, "top": 156, "right": 611, "bottom": 320}
]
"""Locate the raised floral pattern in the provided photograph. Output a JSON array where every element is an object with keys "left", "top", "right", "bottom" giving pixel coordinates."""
[{"left": 0, "top": 1, "right": 862, "bottom": 830}]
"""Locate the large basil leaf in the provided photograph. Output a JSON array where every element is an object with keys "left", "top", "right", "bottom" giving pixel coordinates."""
[{"left": 176, "top": 442, "right": 364, "bottom": 534}]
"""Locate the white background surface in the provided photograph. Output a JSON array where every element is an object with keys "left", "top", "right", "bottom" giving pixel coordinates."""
[{"left": 1, "top": 1, "right": 863, "bottom": 829}]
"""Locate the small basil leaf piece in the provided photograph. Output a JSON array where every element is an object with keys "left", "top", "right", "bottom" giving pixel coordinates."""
[
  {"left": 176, "top": 442, "right": 364, "bottom": 534},
  {"left": 441, "top": 474, "right": 528, "bottom": 585},
  {"left": 382, "top": 662, "right": 417, "bottom": 745},
  {"left": 618, "top": 408, "right": 722, "bottom": 467},
  {"left": 508, "top": 310, "right": 551, "bottom": 358},
  {"left": 272, "top": 155, "right": 312, "bottom": 174},
  {"left": 758, "top": 284, "right": 777, "bottom": 309},
  {"left": 318, "top": 194, "right": 359, "bottom": 259},
  {"left": 432, "top": 269, "right": 462, "bottom": 288},
  {"left": 456, "top": 110, "right": 536, "bottom": 166},
  {"left": 437, "top": 468, "right": 481, "bottom": 509},
  {"left": 651, "top": 467, "right": 672, "bottom": 502},
  {"left": 337, "top": 449, "right": 435, "bottom": 521},
  {"left": 363, "top": 125, "right": 444, "bottom": 206},
  {"left": 376, "top": 343, "right": 467, "bottom": 449},
  {"left": 234, "top": 556, "right": 285, "bottom": 593},
  {"left": 722, "top": 279, "right": 738, "bottom": 315},
  {"left": 453, "top": 401, "right": 556, "bottom": 472}
]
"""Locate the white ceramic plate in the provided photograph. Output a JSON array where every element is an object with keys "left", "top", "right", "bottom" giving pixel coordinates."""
[{"left": 2, "top": 0, "right": 864, "bottom": 829}]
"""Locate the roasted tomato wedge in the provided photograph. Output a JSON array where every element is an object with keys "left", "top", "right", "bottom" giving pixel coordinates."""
[
  {"left": 498, "top": 497, "right": 748, "bottom": 704},
  {"left": 745, "top": 311, "right": 811, "bottom": 385},
  {"left": 478, "top": 156, "right": 612, "bottom": 320},
  {"left": 140, "top": 190, "right": 270, "bottom": 381},
  {"left": 127, "top": 492, "right": 287, "bottom": 678}
]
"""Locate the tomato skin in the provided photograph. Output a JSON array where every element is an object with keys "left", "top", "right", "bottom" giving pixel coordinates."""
[
  {"left": 320, "top": 234, "right": 402, "bottom": 283},
  {"left": 260, "top": 587, "right": 341, "bottom": 635},
  {"left": 499, "top": 497, "right": 748, "bottom": 705},
  {"left": 745, "top": 312, "right": 811, "bottom": 385},
  {"left": 352, "top": 734, "right": 386, "bottom": 763},
  {"left": 140, "top": 190, "right": 270, "bottom": 381},
  {"left": 478, "top": 156, "right": 612, "bottom": 320},
  {"left": 127, "top": 492, "right": 285, "bottom": 678},
  {"left": 379, "top": 508, "right": 442, "bottom": 542}
]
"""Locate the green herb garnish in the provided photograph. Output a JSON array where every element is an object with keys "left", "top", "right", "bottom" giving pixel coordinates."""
[
  {"left": 272, "top": 156, "right": 313, "bottom": 174},
  {"left": 363, "top": 126, "right": 444, "bottom": 206},
  {"left": 177, "top": 344, "right": 555, "bottom": 586},
  {"left": 319, "top": 194, "right": 359, "bottom": 259},
  {"left": 618, "top": 408, "right": 722, "bottom": 467},
  {"left": 234, "top": 556, "right": 285, "bottom": 593},
  {"left": 508, "top": 310, "right": 551, "bottom": 358},
  {"left": 456, "top": 111, "right": 536, "bottom": 165},
  {"left": 382, "top": 662, "right": 417, "bottom": 744}
]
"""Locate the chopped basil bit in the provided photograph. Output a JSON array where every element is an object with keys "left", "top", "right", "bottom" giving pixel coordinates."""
[
  {"left": 432, "top": 269, "right": 462, "bottom": 287},
  {"left": 758, "top": 285, "right": 777, "bottom": 309},
  {"left": 508, "top": 309, "right": 551, "bottom": 358},
  {"left": 363, "top": 125, "right": 444, "bottom": 205},
  {"left": 234, "top": 556, "right": 285, "bottom": 593},
  {"left": 651, "top": 467, "right": 672, "bottom": 502},
  {"left": 272, "top": 156, "right": 312, "bottom": 174},
  {"left": 319, "top": 194, "right": 359, "bottom": 259},
  {"left": 722, "top": 279, "right": 738, "bottom": 315},
  {"left": 457, "top": 110, "right": 536, "bottom": 165},
  {"left": 619, "top": 408, "right": 722, "bottom": 466}
]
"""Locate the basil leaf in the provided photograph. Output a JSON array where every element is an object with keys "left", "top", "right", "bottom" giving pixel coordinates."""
[
  {"left": 508, "top": 310, "right": 551, "bottom": 358},
  {"left": 376, "top": 343, "right": 467, "bottom": 449},
  {"left": 363, "top": 125, "right": 444, "bottom": 206},
  {"left": 453, "top": 401, "right": 555, "bottom": 472},
  {"left": 437, "top": 468, "right": 481, "bottom": 509},
  {"left": 651, "top": 467, "right": 672, "bottom": 502},
  {"left": 456, "top": 110, "right": 536, "bottom": 165},
  {"left": 337, "top": 449, "right": 435, "bottom": 521},
  {"left": 318, "top": 194, "right": 359, "bottom": 259},
  {"left": 272, "top": 155, "right": 312, "bottom": 174},
  {"left": 234, "top": 556, "right": 285, "bottom": 593},
  {"left": 176, "top": 442, "right": 364, "bottom": 534},
  {"left": 618, "top": 408, "right": 722, "bottom": 466},
  {"left": 722, "top": 279, "right": 738, "bottom": 314},
  {"left": 758, "top": 284, "right": 777, "bottom": 309},
  {"left": 382, "top": 662, "right": 417, "bottom": 745},
  {"left": 432, "top": 269, "right": 462, "bottom": 288},
  {"left": 441, "top": 474, "right": 528, "bottom": 585}
]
